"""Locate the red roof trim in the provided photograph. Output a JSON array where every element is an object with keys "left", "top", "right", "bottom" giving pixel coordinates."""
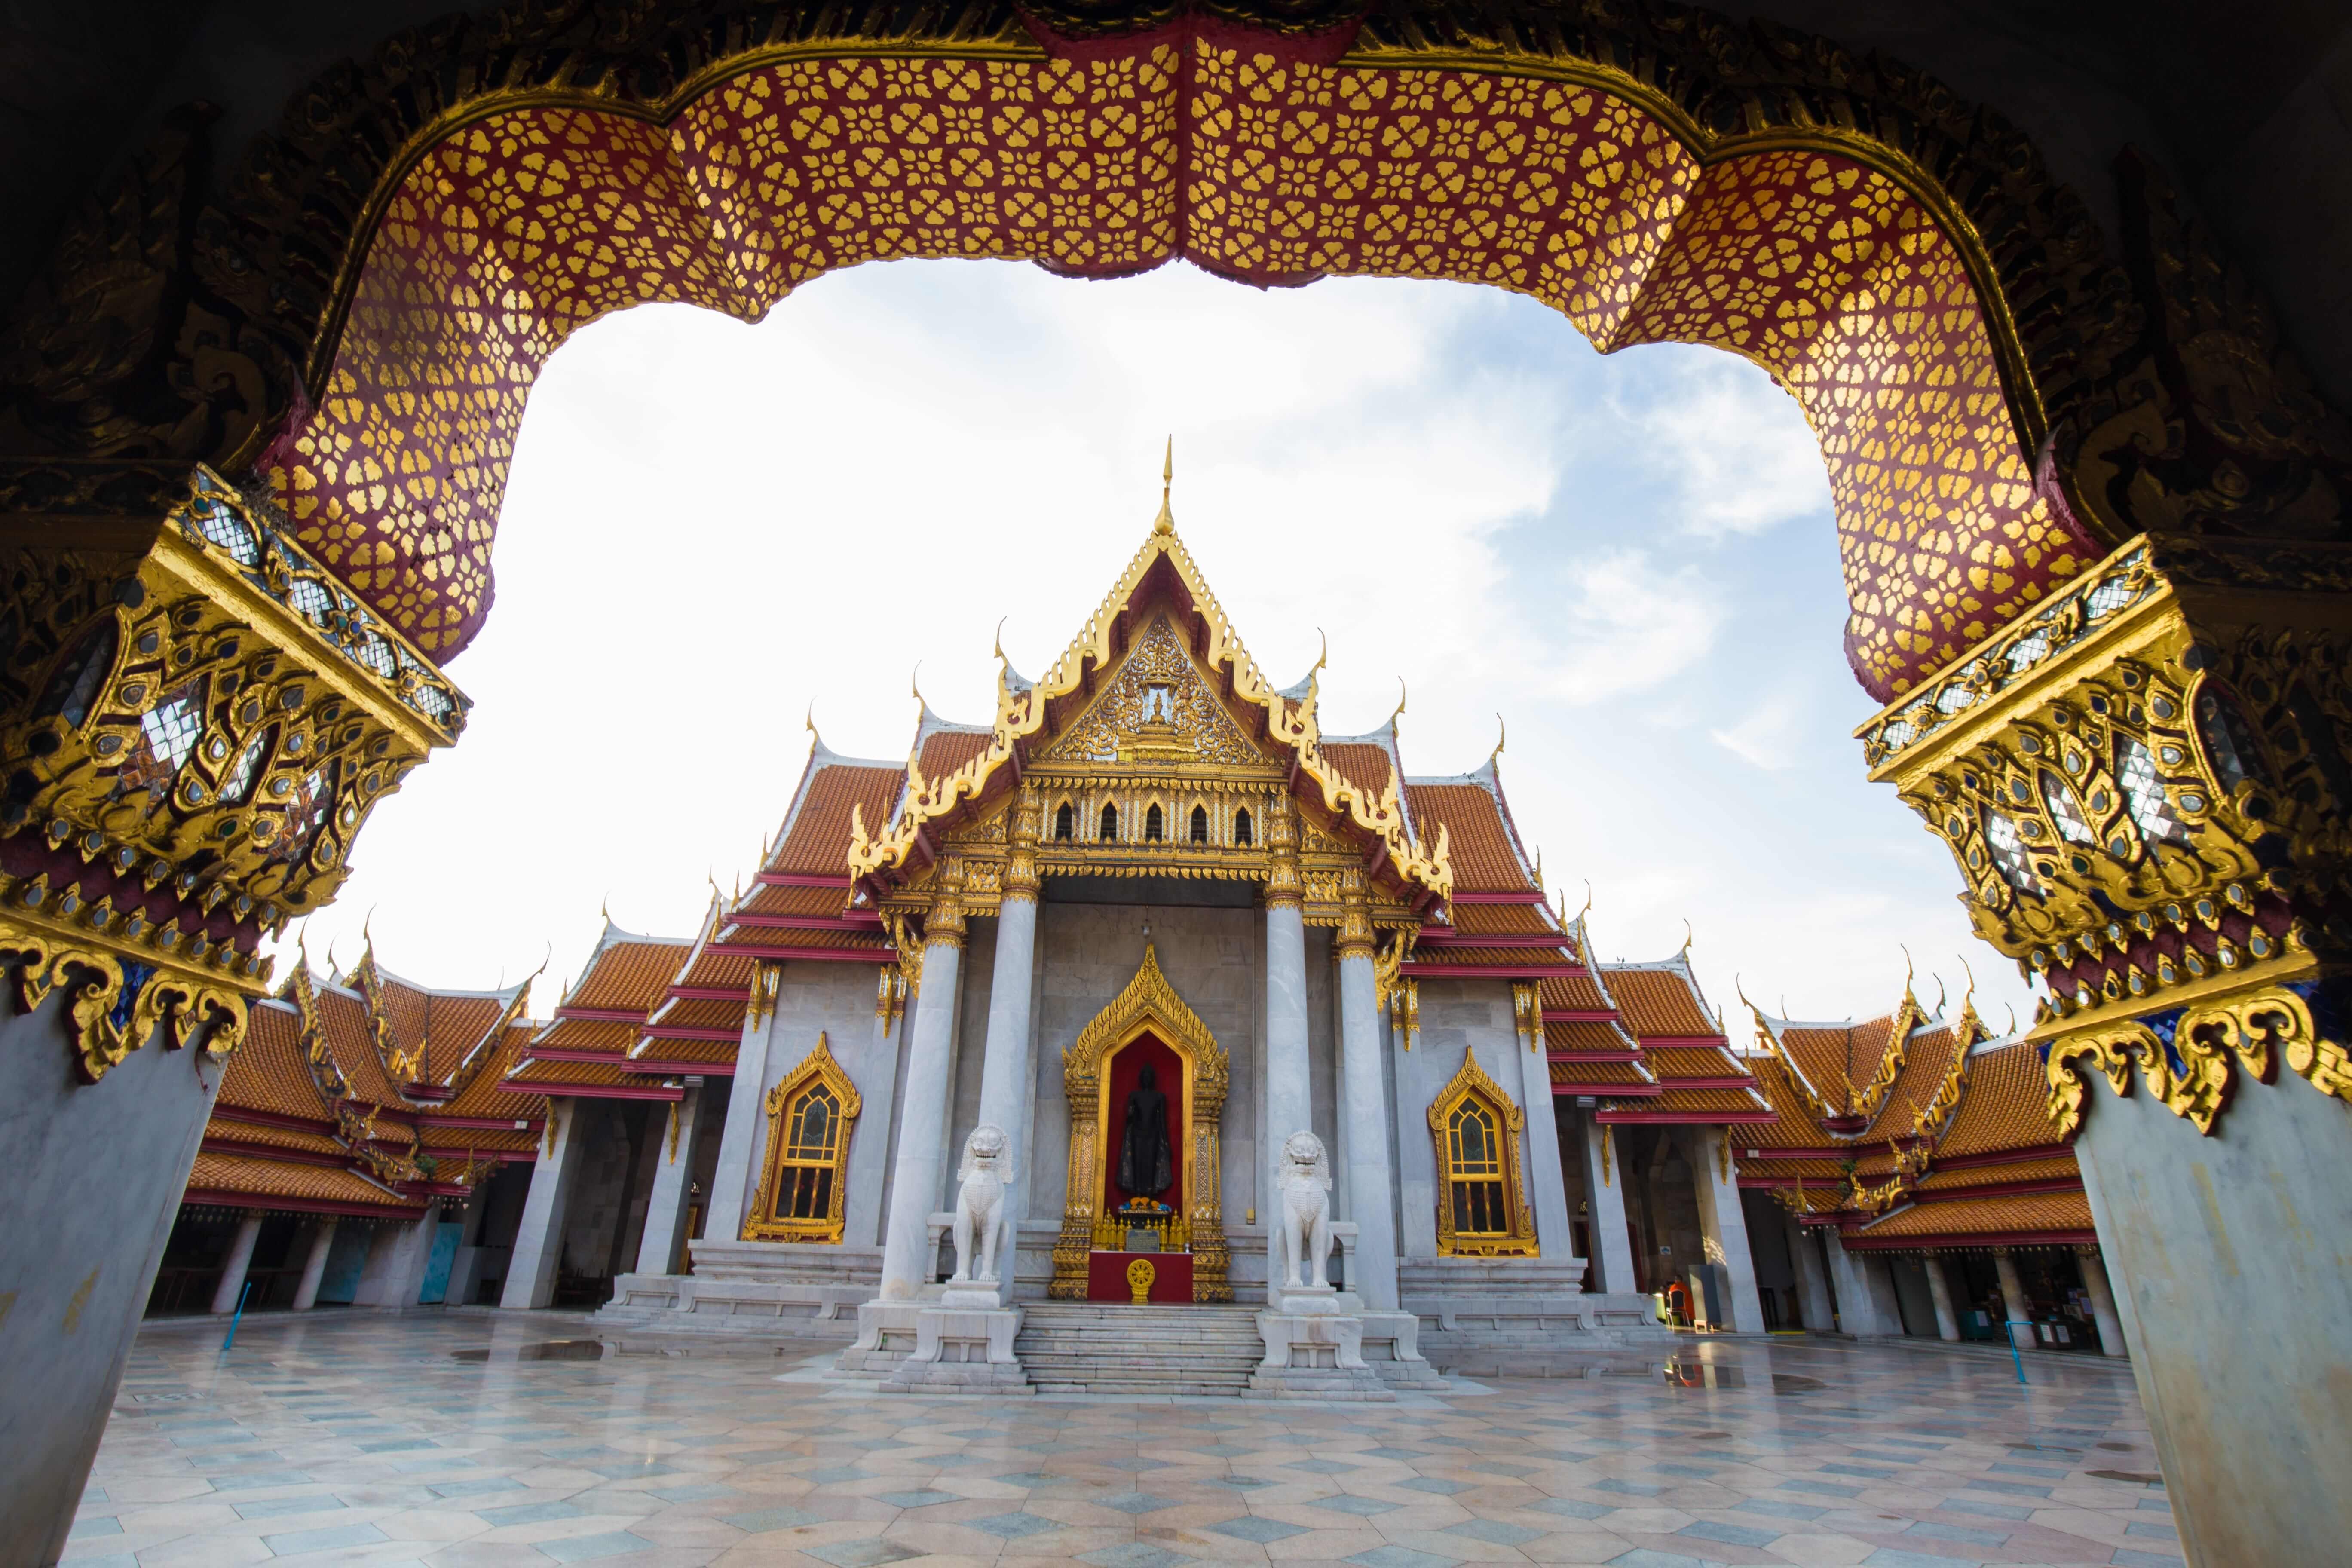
[
  {"left": 711, "top": 941, "right": 896, "bottom": 963},
  {"left": 417, "top": 1144, "right": 537, "bottom": 1163},
  {"left": 1647, "top": 1075, "right": 1761, "bottom": 1090},
  {"left": 523, "top": 1046, "right": 628, "bottom": 1063},
  {"left": 757, "top": 872, "right": 852, "bottom": 888},
  {"left": 1552, "top": 1081, "right": 1662, "bottom": 1097},
  {"left": 180, "top": 1188, "right": 427, "bottom": 1221},
  {"left": 1597, "top": 1109, "right": 1779, "bottom": 1124},
  {"left": 1415, "top": 931, "right": 1571, "bottom": 949},
  {"left": 1549, "top": 1050, "right": 1642, "bottom": 1064},
  {"left": 727, "top": 913, "right": 885, "bottom": 931},
  {"left": 1843, "top": 1229, "right": 2099, "bottom": 1252},
  {"left": 416, "top": 1114, "right": 541, "bottom": 1131},
  {"left": 209, "top": 1106, "right": 335, "bottom": 1135},
  {"left": 513, "top": 1080, "right": 686, "bottom": 1102},
  {"left": 1448, "top": 891, "right": 1548, "bottom": 905},
  {"left": 1548, "top": 1009, "right": 1621, "bottom": 1024},
  {"left": 1637, "top": 1034, "right": 1733, "bottom": 1049},
  {"left": 623, "top": 1057, "right": 738, "bottom": 1078},
  {"left": 667, "top": 985, "right": 747, "bottom": 1002},
  {"left": 199, "top": 1138, "right": 348, "bottom": 1168},
  {"left": 555, "top": 1006, "right": 646, "bottom": 1023},
  {"left": 638, "top": 1025, "right": 741, "bottom": 1043},
  {"left": 1932, "top": 1143, "right": 2077, "bottom": 1170},
  {"left": 1911, "top": 1177, "right": 2086, "bottom": 1201},
  {"left": 1402, "top": 962, "right": 1586, "bottom": 979}
]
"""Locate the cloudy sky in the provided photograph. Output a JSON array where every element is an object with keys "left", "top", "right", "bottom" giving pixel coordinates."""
[{"left": 278, "top": 258, "right": 2034, "bottom": 1035}]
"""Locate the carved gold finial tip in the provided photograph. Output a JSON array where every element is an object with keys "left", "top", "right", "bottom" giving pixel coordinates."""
[{"left": 1152, "top": 436, "right": 1175, "bottom": 534}]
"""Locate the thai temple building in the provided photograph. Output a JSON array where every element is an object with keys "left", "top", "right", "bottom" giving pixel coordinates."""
[{"left": 152, "top": 481, "right": 2132, "bottom": 1388}]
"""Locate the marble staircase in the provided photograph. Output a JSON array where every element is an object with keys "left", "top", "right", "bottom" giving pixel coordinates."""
[{"left": 1014, "top": 1303, "right": 1265, "bottom": 1396}]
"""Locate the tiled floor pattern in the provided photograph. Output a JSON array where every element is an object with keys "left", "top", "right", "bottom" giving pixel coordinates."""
[{"left": 70, "top": 1313, "right": 2177, "bottom": 1568}]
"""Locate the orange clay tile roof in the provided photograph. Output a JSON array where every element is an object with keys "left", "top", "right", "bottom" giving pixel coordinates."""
[
  {"left": 1646, "top": 1087, "right": 1773, "bottom": 1114},
  {"left": 775, "top": 761, "right": 904, "bottom": 876},
  {"left": 204, "top": 1119, "right": 347, "bottom": 1157},
  {"left": 1404, "top": 784, "right": 1529, "bottom": 892},
  {"left": 1867, "top": 1023, "right": 1966, "bottom": 1138},
  {"left": 505, "top": 1056, "right": 637, "bottom": 1088},
  {"left": 1778, "top": 1016, "right": 1901, "bottom": 1112},
  {"left": 416, "top": 1127, "right": 539, "bottom": 1155},
  {"left": 216, "top": 1001, "right": 330, "bottom": 1121},
  {"left": 1450, "top": 903, "right": 1562, "bottom": 937},
  {"left": 1937, "top": 1041, "right": 2066, "bottom": 1156},
  {"left": 1734, "top": 1156, "right": 1849, "bottom": 1182},
  {"left": 1644, "top": 1044, "right": 1756, "bottom": 1081},
  {"left": 419, "top": 993, "right": 508, "bottom": 1080},
  {"left": 312, "top": 985, "right": 407, "bottom": 1106},
  {"left": 1745, "top": 1058, "right": 1837, "bottom": 1145},
  {"left": 735, "top": 883, "right": 853, "bottom": 919},
  {"left": 438, "top": 1029, "right": 545, "bottom": 1121},
  {"left": 1547, "top": 1020, "right": 1636, "bottom": 1053},
  {"left": 1858, "top": 1190, "right": 2094, "bottom": 1238},
  {"left": 645, "top": 998, "right": 747, "bottom": 1032},
  {"left": 1603, "top": 965, "right": 1721, "bottom": 1039},
  {"left": 184, "top": 1152, "right": 418, "bottom": 1211},
  {"left": 673, "top": 943, "right": 756, "bottom": 990},
  {"left": 1413, "top": 945, "right": 1572, "bottom": 967},
  {"left": 375, "top": 970, "right": 430, "bottom": 1058},
  {"left": 532, "top": 1017, "right": 638, "bottom": 1055},
  {"left": 1917, "top": 1155, "right": 2079, "bottom": 1190},
  {"left": 716, "top": 926, "right": 893, "bottom": 953},
  {"left": 627, "top": 1038, "right": 741, "bottom": 1067},
  {"left": 1549, "top": 1059, "right": 1653, "bottom": 1087},
  {"left": 1321, "top": 742, "right": 1395, "bottom": 805},
  {"left": 1540, "top": 974, "right": 1612, "bottom": 1013},
  {"left": 569, "top": 934, "right": 691, "bottom": 1012},
  {"left": 916, "top": 727, "right": 992, "bottom": 781}
]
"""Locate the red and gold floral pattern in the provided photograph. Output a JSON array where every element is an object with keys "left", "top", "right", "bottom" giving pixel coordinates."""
[{"left": 264, "top": 38, "right": 2088, "bottom": 696}]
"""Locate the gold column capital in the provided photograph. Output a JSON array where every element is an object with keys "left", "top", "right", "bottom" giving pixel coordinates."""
[
  {"left": 1003, "top": 781, "right": 1042, "bottom": 903},
  {"left": 925, "top": 859, "right": 969, "bottom": 949},
  {"left": 1337, "top": 866, "right": 1374, "bottom": 959},
  {"left": 1263, "top": 793, "right": 1304, "bottom": 910}
]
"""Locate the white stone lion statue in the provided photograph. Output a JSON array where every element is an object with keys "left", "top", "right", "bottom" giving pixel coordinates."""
[
  {"left": 1274, "top": 1129, "right": 1333, "bottom": 1292},
  {"left": 949, "top": 1123, "right": 1013, "bottom": 1285}
]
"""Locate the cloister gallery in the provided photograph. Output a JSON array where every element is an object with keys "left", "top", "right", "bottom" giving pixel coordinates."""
[{"left": 1, "top": 5, "right": 2348, "bottom": 1568}]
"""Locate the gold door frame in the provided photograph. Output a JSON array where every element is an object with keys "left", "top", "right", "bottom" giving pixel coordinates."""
[
  {"left": 1428, "top": 1045, "right": 1539, "bottom": 1258},
  {"left": 743, "top": 1032, "right": 861, "bottom": 1244},
  {"left": 1050, "top": 942, "right": 1231, "bottom": 1301}
]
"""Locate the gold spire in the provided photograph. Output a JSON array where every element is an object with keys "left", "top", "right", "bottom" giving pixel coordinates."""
[{"left": 1152, "top": 436, "right": 1174, "bottom": 535}]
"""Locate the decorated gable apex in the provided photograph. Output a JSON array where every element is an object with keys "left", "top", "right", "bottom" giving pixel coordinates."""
[{"left": 845, "top": 463, "right": 1452, "bottom": 919}]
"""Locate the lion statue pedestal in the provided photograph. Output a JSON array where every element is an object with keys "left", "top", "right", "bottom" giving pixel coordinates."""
[
  {"left": 1251, "top": 1132, "right": 1393, "bottom": 1400},
  {"left": 882, "top": 1126, "right": 1033, "bottom": 1395}
]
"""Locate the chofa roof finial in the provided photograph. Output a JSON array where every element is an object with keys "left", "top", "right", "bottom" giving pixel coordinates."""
[{"left": 1152, "top": 436, "right": 1175, "bottom": 535}]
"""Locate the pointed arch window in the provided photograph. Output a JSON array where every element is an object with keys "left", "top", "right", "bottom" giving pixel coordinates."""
[
  {"left": 1145, "top": 803, "right": 1164, "bottom": 841},
  {"left": 1054, "top": 802, "right": 1074, "bottom": 841},
  {"left": 1427, "top": 1049, "right": 1537, "bottom": 1256},
  {"left": 746, "top": 1033, "right": 861, "bottom": 1243},
  {"left": 1189, "top": 805, "right": 1209, "bottom": 844},
  {"left": 1100, "top": 803, "right": 1119, "bottom": 842},
  {"left": 1232, "top": 808, "right": 1253, "bottom": 846}
]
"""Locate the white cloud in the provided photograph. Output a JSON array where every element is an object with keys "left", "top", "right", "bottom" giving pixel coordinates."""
[
  {"left": 1617, "top": 350, "right": 1831, "bottom": 539},
  {"left": 1709, "top": 689, "right": 1802, "bottom": 771}
]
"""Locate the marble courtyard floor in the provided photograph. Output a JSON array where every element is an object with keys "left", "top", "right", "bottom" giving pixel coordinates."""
[{"left": 66, "top": 1311, "right": 2181, "bottom": 1568}]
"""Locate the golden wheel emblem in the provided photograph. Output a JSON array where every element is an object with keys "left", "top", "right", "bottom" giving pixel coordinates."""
[{"left": 1125, "top": 1258, "right": 1156, "bottom": 1305}]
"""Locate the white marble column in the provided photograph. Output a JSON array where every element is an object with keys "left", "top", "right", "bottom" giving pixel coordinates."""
[
  {"left": 706, "top": 995, "right": 781, "bottom": 1245},
  {"left": 1579, "top": 1117, "right": 1638, "bottom": 1293},
  {"left": 208, "top": 1211, "right": 264, "bottom": 1314},
  {"left": 1684, "top": 1126, "right": 1767, "bottom": 1332},
  {"left": 1261, "top": 808, "right": 1312, "bottom": 1293},
  {"left": 1336, "top": 906, "right": 1398, "bottom": 1311},
  {"left": 2076, "top": 1245, "right": 2128, "bottom": 1358},
  {"left": 1785, "top": 1214, "right": 1835, "bottom": 1332},
  {"left": 1822, "top": 1227, "right": 1901, "bottom": 1336},
  {"left": 291, "top": 1219, "right": 338, "bottom": 1310},
  {"left": 1994, "top": 1247, "right": 2032, "bottom": 1338},
  {"left": 1513, "top": 987, "right": 1574, "bottom": 1261},
  {"left": 878, "top": 876, "right": 967, "bottom": 1300},
  {"left": 632, "top": 1086, "right": 705, "bottom": 1277},
  {"left": 502, "top": 1099, "right": 585, "bottom": 1310},
  {"left": 1924, "top": 1256, "right": 1963, "bottom": 1340},
  {"left": 969, "top": 812, "right": 1041, "bottom": 1299}
]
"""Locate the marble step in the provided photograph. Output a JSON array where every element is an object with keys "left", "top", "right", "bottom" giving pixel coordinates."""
[{"left": 1014, "top": 1303, "right": 1266, "bottom": 1394}]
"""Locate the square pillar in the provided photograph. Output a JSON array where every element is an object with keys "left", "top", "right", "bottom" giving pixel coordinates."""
[
  {"left": 2075, "top": 1246, "right": 2128, "bottom": 1359},
  {"left": 632, "top": 1085, "right": 708, "bottom": 1277},
  {"left": 208, "top": 1211, "right": 265, "bottom": 1314},
  {"left": 1513, "top": 988, "right": 1575, "bottom": 1263},
  {"left": 1683, "top": 1126, "right": 1766, "bottom": 1333},
  {"left": 1923, "top": 1256, "right": 1963, "bottom": 1340},
  {"left": 704, "top": 1007, "right": 779, "bottom": 1245},
  {"left": 1785, "top": 1215, "right": 1835, "bottom": 1333},
  {"left": 1578, "top": 1116, "right": 1638, "bottom": 1294},
  {"left": 502, "top": 1098, "right": 586, "bottom": 1309},
  {"left": 1821, "top": 1228, "right": 1901, "bottom": 1337},
  {"left": 291, "top": 1219, "right": 338, "bottom": 1311},
  {"left": 878, "top": 882, "right": 968, "bottom": 1300}
]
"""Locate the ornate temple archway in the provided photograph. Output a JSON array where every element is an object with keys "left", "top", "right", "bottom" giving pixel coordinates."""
[{"left": 1050, "top": 940, "right": 1231, "bottom": 1301}]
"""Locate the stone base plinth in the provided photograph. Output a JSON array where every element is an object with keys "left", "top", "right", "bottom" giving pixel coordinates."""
[
  {"left": 1250, "top": 1311, "right": 1395, "bottom": 1400},
  {"left": 837, "top": 1300, "right": 926, "bottom": 1374},
  {"left": 881, "top": 1306, "right": 1032, "bottom": 1394},
  {"left": 1355, "top": 1309, "right": 1449, "bottom": 1389},
  {"left": 589, "top": 1241, "right": 880, "bottom": 1342}
]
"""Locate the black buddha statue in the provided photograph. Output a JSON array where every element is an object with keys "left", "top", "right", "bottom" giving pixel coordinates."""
[{"left": 1118, "top": 1063, "right": 1173, "bottom": 1198}]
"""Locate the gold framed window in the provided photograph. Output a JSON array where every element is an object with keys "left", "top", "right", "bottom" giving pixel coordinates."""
[
  {"left": 744, "top": 1032, "right": 861, "bottom": 1243},
  {"left": 1428, "top": 1046, "right": 1538, "bottom": 1256}
]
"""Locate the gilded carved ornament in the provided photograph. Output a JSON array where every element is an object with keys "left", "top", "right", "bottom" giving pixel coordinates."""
[
  {"left": 1427, "top": 1045, "right": 1538, "bottom": 1258},
  {"left": 2046, "top": 985, "right": 2349, "bottom": 1138},
  {"left": 745, "top": 1032, "right": 861, "bottom": 1245},
  {"left": 0, "top": 916, "right": 248, "bottom": 1083}
]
